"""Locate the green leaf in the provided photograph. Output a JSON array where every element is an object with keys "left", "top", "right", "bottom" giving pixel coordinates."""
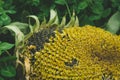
[
  {"left": 102, "top": 8, "right": 111, "bottom": 18},
  {"left": 55, "top": 0, "right": 65, "bottom": 5},
  {"left": 0, "top": 56, "right": 16, "bottom": 62},
  {"left": 5, "top": 10, "right": 16, "bottom": 14},
  {"left": 0, "top": 65, "right": 16, "bottom": 78},
  {"left": 80, "top": 15, "right": 94, "bottom": 26},
  {"left": 0, "top": 14, "right": 11, "bottom": 25},
  {"left": 106, "top": 11, "right": 120, "bottom": 34},
  {"left": 0, "top": 0, "right": 4, "bottom": 6},
  {"left": 0, "top": 76, "right": 4, "bottom": 80},
  {"left": 92, "top": 7, "right": 103, "bottom": 14},
  {"left": 31, "top": 0, "right": 40, "bottom": 6},
  {"left": 0, "top": 7, "right": 4, "bottom": 14},
  {"left": 0, "top": 42, "right": 14, "bottom": 55},
  {"left": 89, "top": 15, "right": 101, "bottom": 21},
  {"left": 0, "top": 19, "right": 3, "bottom": 26},
  {"left": 78, "top": 1, "right": 88, "bottom": 10},
  {"left": 1, "top": 14, "right": 9, "bottom": 22},
  {"left": 91, "top": 2, "right": 104, "bottom": 14}
]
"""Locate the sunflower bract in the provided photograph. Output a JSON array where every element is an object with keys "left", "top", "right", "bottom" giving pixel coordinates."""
[{"left": 30, "top": 25, "right": 120, "bottom": 80}]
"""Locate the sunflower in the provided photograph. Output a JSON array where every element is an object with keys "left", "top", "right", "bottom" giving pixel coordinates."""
[
  {"left": 25, "top": 25, "right": 120, "bottom": 80},
  {"left": 22, "top": 10, "right": 120, "bottom": 80}
]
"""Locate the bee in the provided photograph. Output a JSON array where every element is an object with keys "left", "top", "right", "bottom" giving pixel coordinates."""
[{"left": 64, "top": 58, "right": 78, "bottom": 67}]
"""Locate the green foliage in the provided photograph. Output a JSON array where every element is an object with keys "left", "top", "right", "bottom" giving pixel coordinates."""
[
  {"left": 55, "top": 0, "right": 66, "bottom": 5},
  {"left": 0, "top": 17, "right": 40, "bottom": 80},
  {"left": 8, "top": 0, "right": 119, "bottom": 27},
  {"left": 0, "top": 56, "right": 16, "bottom": 62},
  {"left": 0, "top": 65, "right": 16, "bottom": 78},
  {"left": 0, "top": 0, "right": 16, "bottom": 27},
  {"left": 0, "top": 76, "right": 4, "bottom": 80},
  {"left": 0, "top": 0, "right": 119, "bottom": 27},
  {"left": 111, "top": 0, "right": 120, "bottom": 10},
  {"left": 78, "top": 1, "right": 88, "bottom": 10},
  {"left": 0, "top": 42, "right": 14, "bottom": 55},
  {"left": 0, "top": 41, "right": 16, "bottom": 80}
]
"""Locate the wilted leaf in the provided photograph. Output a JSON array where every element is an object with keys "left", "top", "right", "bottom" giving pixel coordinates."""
[
  {"left": 10, "top": 22, "right": 30, "bottom": 35},
  {"left": 49, "top": 9, "right": 57, "bottom": 22},
  {"left": 0, "top": 42, "right": 14, "bottom": 55},
  {"left": 0, "top": 65, "right": 16, "bottom": 78},
  {"left": 48, "top": 9, "right": 59, "bottom": 25},
  {"left": 28, "top": 15, "right": 40, "bottom": 33},
  {"left": 24, "top": 57, "right": 31, "bottom": 80},
  {"left": 106, "top": 11, "right": 120, "bottom": 34},
  {"left": 4, "top": 25, "right": 24, "bottom": 47},
  {"left": 65, "top": 12, "right": 75, "bottom": 27},
  {"left": 60, "top": 15, "right": 66, "bottom": 27},
  {"left": 74, "top": 16, "right": 79, "bottom": 27},
  {"left": 24, "top": 57, "right": 30, "bottom": 75}
]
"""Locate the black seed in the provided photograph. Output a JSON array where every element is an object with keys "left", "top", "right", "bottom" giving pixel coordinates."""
[{"left": 27, "top": 25, "right": 58, "bottom": 51}]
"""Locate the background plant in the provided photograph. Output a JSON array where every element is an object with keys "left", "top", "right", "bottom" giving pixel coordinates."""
[
  {"left": 11, "top": 0, "right": 120, "bottom": 27},
  {"left": 0, "top": 0, "right": 16, "bottom": 27},
  {"left": 0, "top": 0, "right": 120, "bottom": 28},
  {"left": 0, "top": 42, "right": 16, "bottom": 80},
  {"left": 0, "top": 0, "right": 120, "bottom": 80}
]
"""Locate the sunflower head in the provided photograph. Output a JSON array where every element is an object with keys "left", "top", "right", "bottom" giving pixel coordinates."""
[
  {"left": 28, "top": 25, "right": 120, "bottom": 80},
  {"left": 22, "top": 10, "right": 120, "bottom": 80}
]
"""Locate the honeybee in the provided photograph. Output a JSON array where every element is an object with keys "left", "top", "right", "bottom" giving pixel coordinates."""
[{"left": 64, "top": 58, "right": 78, "bottom": 67}]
